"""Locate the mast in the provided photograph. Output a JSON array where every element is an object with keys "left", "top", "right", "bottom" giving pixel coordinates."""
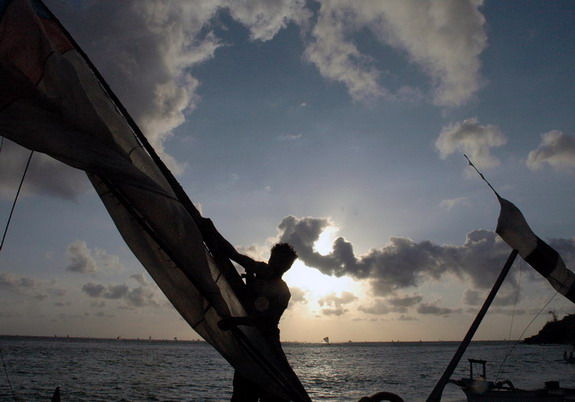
[{"left": 426, "top": 249, "right": 518, "bottom": 402}]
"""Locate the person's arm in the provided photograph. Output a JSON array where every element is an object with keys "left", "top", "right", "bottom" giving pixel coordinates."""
[{"left": 199, "top": 217, "right": 268, "bottom": 275}]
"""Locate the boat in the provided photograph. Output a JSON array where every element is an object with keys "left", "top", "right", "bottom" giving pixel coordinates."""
[
  {"left": 449, "top": 359, "right": 575, "bottom": 402},
  {"left": 2, "top": 2, "right": 574, "bottom": 401},
  {"left": 425, "top": 158, "right": 575, "bottom": 402},
  {"left": 0, "top": 1, "right": 310, "bottom": 400}
]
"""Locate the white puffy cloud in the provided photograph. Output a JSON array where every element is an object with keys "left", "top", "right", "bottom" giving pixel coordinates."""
[
  {"left": 304, "top": 0, "right": 487, "bottom": 106},
  {"left": 66, "top": 240, "right": 126, "bottom": 274},
  {"left": 527, "top": 131, "right": 575, "bottom": 171},
  {"left": 47, "top": 1, "right": 224, "bottom": 175},
  {"left": 435, "top": 117, "right": 507, "bottom": 168},
  {"left": 66, "top": 241, "right": 98, "bottom": 274},
  {"left": 224, "top": 0, "right": 311, "bottom": 41}
]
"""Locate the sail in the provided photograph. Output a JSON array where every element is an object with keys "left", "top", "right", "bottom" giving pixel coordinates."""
[
  {"left": 496, "top": 196, "right": 575, "bottom": 303},
  {"left": 0, "top": 0, "right": 310, "bottom": 400}
]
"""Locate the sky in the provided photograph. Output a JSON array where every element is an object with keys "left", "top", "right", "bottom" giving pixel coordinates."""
[{"left": 1, "top": 0, "right": 575, "bottom": 343}]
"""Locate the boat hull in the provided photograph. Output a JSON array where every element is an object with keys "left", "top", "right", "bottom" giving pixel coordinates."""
[{"left": 463, "top": 387, "right": 575, "bottom": 401}]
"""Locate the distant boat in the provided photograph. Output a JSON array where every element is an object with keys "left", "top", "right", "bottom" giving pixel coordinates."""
[{"left": 323, "top": 337, "right": 330, "bottom": 344}]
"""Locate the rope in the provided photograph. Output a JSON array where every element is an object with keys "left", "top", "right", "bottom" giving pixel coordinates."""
[
  {"left": 0, "top": 349, "right": 17, "bottom": 401},
  {"left": 0, "top": 151, "right": 33, "bottom": 253},
  {"left": 495, "top": 290, "right": 558, "bottom": 382},
  {"left": 507, "top": 260, "right": 522, "bottom": 341},
  {"left": 496, "top": 260, "right": 522, "bottom": 381}
]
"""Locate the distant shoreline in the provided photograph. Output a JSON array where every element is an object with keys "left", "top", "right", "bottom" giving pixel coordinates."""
[{"left": 0, "top": 334, "right": 517, "bottom": 345}]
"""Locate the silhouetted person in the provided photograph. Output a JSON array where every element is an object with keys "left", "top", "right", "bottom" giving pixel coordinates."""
[{"left": 200, "top": 218, "right": 297, "bottom": 401}]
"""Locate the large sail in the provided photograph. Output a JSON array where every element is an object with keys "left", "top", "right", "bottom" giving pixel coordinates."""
[
  {"left": 496, "top": 196, "right": 575, "bottom": 304},
  {"left": 0, "top": 0, "right": 310, "bottom": 400}
]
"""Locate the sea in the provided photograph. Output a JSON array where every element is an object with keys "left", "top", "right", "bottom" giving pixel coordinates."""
[{"left": 0, "top": 336, "right": 573, "bottom": 402}]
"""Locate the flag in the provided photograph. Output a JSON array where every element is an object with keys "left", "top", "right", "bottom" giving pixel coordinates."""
[{"left": 496, "top": 197, "right": 575, "bottom": 303}]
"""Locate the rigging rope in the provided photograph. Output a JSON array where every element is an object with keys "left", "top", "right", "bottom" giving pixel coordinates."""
[
  {"left": 0, "top": 151, "right": 33, "bottom": 253},
  {"left": 495, "top": 289, "right": 558, "bottom": 382},
  {"left": 0, "top": 349, "right": 17, "bottom": 401},
  {"left": 496, "top": 259, "right": 523, "bottom": 381}
]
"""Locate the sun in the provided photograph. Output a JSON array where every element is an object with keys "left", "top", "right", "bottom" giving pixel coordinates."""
[
  {"left": 313, "top": 225, "right": 339, "bottom": 255},
  {"left": 284, "top": 261, "right": 363, "bottom": 299},
  {"left": 283, "top": 224, "right": 365, "bottom": 302}
]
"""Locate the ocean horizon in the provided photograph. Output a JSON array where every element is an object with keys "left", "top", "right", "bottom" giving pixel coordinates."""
[{"left": 1, "top": 335, "right": 574, "bottom": 401}]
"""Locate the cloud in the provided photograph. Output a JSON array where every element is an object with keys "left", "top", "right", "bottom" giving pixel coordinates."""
[
  {"left": 82, "top": 281, "right": 160, "bottom": 307},
  {"left": 0, "top": 272, "right": 67, "bottom": 302},
  {"left": 388, "top": 294, "right": 423, "bottom": 310},
  {"left": 224, "top": 0, "right": 311, "bottom": 41},
  {"left": 130, "top": 273, "right": 148, "bottom": 286},
  {"left": 318, "top": 291, "right": 357, "bottom": 308},
  {"left": 66, "top": 241, "right": 98, "bottom": 274},
  {"left": 417, "top": 302, "right": 460, "bottom": 316},
  {"left": 318, "top": 291, "right": 357, "bottom": 316},
  {"left": 527, "top": 131, "right": 575, "bottom": 171},
  {"left": 440, "top": 197, "right": 469, "bottom": 210},
  {"left": 47, "top": 1, "right": 227, "bottom": 174},
  {"left": 358, "top": 299, "right": 390, "bottom": 315},
  {"left": 463, "top": 288, "right": 519, "bottom": 307},
  {"left": 0, "top": 272, "right": 39, "bottom": 291},
  {"left": 277, "top": 216, "right": 533, "bottom": 295},
  {"left": 289, "top": 287, "right": 308, "bottom": 304},
  {"left": 45, "top": 0, "right": 311, "bottom": 173},
  {"left": 304, "top": 0, "right": 487, "bottom": 106},
  {"left": 359, "top": 294, "right": 422, "bottom": 315},
  {"left": 435, "top": 118, "right": 507, "bottom": 168},
  {"left": 66, "top": 240, "right": 126, "bottom": 274},
  {"left": 0, "top": 141, "right": 89, "bottom": 200}
]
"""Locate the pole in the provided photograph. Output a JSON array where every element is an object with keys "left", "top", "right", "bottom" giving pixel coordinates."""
[{"left": 426, "top": 249, "right": 519, "bottom": 402}]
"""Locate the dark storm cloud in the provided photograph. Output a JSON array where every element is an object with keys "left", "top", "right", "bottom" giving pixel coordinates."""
[
  {"left": 278, "top": 216, "right": 575, "bottom": 297},
  {"left": 277, "top": 216, "right": 525, "bottom": 295}
]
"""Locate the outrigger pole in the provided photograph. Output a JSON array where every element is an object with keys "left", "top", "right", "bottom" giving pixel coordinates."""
[
  {"left": 428, "top": 155, "right": 519, "bottom": 401},
  {"left": 426, "top": 248, "right": 518, "bottom": 401}
]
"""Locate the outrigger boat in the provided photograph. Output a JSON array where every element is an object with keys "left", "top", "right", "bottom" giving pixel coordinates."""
[
  {"left": 2, "top": 1, "right": 574, "bottom": 401},
  {"left": 425, "top": 159, "right": 575, "bottom": 402},
  {"left": 450, "top": 359, "right": 575, "bottom": 402}
]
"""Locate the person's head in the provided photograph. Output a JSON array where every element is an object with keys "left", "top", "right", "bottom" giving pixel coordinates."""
[{"left": 268, "top": 243, "right": 297, "bottom": 275}]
